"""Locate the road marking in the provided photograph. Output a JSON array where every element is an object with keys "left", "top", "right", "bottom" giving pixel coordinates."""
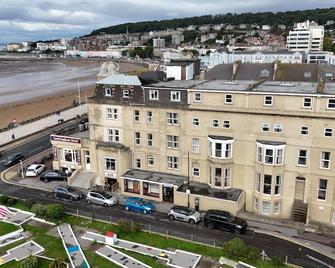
[
  {"left": 30, "top": 146, "right": 45, "bottom": 153},
  {"left": 306, "top": 254, "right": 333, "bottom": 268}
]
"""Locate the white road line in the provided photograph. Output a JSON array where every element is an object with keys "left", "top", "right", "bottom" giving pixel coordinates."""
[
  {"left": 30, "top": 146, "right": 44, "bottom": 153},
  {"left": 306, "top": 255, "right": 333, "bottom": 268}
]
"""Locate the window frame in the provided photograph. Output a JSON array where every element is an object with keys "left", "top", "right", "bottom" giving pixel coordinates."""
[
  {"left": 104, "top": 157, "right": 116, "bottom": 171},
  {"left": 192, "top": 117, "right": 200, "bottom": 126},
  {"left": 327, "top": 98, "right": 335, "bottom": 110},
  {"left": 107, "top": 128, "right": 120, "bottom": 142},
  {"left": 208, "top": 137, "right": 234, "bottom": 159},
  {"left": 297, "top": 149, "right": 307, "bottom": 166},
  {"left": 146, "top": 111, "right": 153, "bottom": 123},
  {"left": 212, "top": 119, "right": 220, "bottom": 128},
  {"left": 320, "top": 151, "right": 331, "bottom": 169},
  {"left": 300, "top": 126, "right": 309, "bottom": 136},
  {"left": 149, "top": 90, "right": 159, "bottom": 100},
  {"left": 192, "top": 138, "right": 200, "bottom": 153},
  {"left": 223, "top": 120, "right": 230, "bottom": 129},
  {"left": 273, "top": 124, "right": 283, "bottom": 133},
  {"left": 167, "top": 156, "right": 179, "bottom": 170},
  {"left": 123, "top": 89, "right": 130, "bottom": 98},
  {"left": 317, "top": 179, "right": 328, "bottom": 201},
  {"left": 224, "top": 94, "right": 233, "bottom": 104},
  {"left": 170, "top": 91, "right": 181, "bottom": 102},
  {"left": 194, "top": 92, "right": 202, "bottom": 103},
  {"left": 134, "top": 110, "right": 140, "bottom": 122},
  {"left": 192, "top": 167, "right": 200, "bottom": 177},
  {"left": 256, "top": 143, "right": 285, "bottom": 166},
  {"left": 262, "top": 123, "right": 271, "bottom": 132},
  {"left": 106, "top": 107, "right": 118, "bottom": 120},
  {"left": 264, "top": 95, "right": 273, "bottom": 107},
  {"left": 167, "top": 135, "right": 179, "bottom": 149},
  {"left": 166, "top": 112, "right": 179, "bottom": 125},
  {"left": 147, "top": 155, "right": 154, "bottom": 166},
  {"left": 324, "top": 128, "right": 333, "bottom": 138},
  {"left": 134, "top": 132, "right": 141, "bottom": 145},
  {"left": 262, "top": 201, "right": 271, "bottom": 215},
  {"left": 147, "top": 133, "right": 153, "bottom": 147},
  {"left": 303, "top": 97, "right": 312, "bottom": 109}
]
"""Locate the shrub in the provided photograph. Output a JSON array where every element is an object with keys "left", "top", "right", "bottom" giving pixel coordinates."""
[
  {"left": 270, "top": 256, "right": 285, "bottom": 267},
  {"left": 223, "top": 238, "right": 260, "bottom": 262},
  {"left": 0, "top": 195, "right": 9, "bottom": 204},
  {"left": 118, "top": 220, "right": 132, "bottom": 233},
  {"left": 19, "top": 255, "right": 38, "bottom": 268},
  {"left": 31, "top": 204, "right": 47, "bottom": 217},
  {"left": 118, "top": 220, "right": 141, "bottom": 233},
  {"left": 7, "top": 198, "right": 17, "bottom": 206},
  {"left": 24, "top": 199, "right": 36, "bottom": 209},
  {"left": 48, "top": 258, "right": 66, "bottom": 268},
  {"left": 46, "top": 204, "right": 64, "bottom": 220}
]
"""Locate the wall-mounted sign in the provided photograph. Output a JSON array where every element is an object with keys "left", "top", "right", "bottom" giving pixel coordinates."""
[
  {"left": 51, "top": 134, "right": 81, "bottom": 144},
  {"left": 105, "top": 171, "right": 116, "bottom": 178}
]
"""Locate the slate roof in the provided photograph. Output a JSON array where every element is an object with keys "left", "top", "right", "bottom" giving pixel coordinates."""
[{"left": 97, "top": 74, "right": 142, "bottom": 86}]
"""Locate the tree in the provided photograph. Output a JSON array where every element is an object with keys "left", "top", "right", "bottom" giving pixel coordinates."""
[
  {"left": 20, "top": 256, "right": 38, "bottom": 268},
  {"left": 323, "top": 36, "right": 335, "bottom": 52},
  {"left": 46, "top": 204, "right": 64, "bottom": 220},
  {"left": 49, "top": 258, "right": 66, "bottom": 268}
]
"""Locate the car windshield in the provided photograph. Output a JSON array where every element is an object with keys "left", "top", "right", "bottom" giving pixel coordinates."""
[
  {"left": 188, "top": 209, "right": 195, "bottom": 215},
  {"left": 101, "top": 193, "right": 113, "bottom": 199},
  {"left": 138, "top": 200, "right": 150, "bottom": 205},
  {"left": 27, "top": 167, "right": 35, "bottom": 171},
  {"left": 7, "top": 155, "right": 17, "bottom": 160},
  {"left": 67, "top": 187, "right": 75, "bottom": 192},
  {"left": 227, "top": 215, "right": 235, "bottom": 222}
]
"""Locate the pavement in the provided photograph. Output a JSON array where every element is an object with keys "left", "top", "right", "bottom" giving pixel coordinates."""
[
  {"left": 0, "top": 119, "right": 335, "bottom": 267},
  {"left": 0, "top": 105, "right": 86, "bottom": 148}
]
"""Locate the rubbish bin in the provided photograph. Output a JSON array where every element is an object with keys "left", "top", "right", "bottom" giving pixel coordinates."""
[
  {"left": 58, "top": 119, "right": 64, "bottom": 124},
  {"left": 195, "top": 197, "right": 200, "bottom": 211}
]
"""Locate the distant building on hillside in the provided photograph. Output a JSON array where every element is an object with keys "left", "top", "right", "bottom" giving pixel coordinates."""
[
  {"left": 153, "top": 38, "right": 165, "bottom": 48},
  {"left": 208, "top": 50, "right": 303, "bottom": 67},
  {"left": 286, "top": 20, "right": 324, "bottom": 53}
]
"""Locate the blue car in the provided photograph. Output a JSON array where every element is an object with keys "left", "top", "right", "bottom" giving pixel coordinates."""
[{"left": 124, "top": 197, "right": 155, "bottom": 214}]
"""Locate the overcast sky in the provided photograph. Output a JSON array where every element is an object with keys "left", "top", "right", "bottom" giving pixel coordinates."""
[{"left": 1, "top": 0, "right": 334, "bottom": 43}]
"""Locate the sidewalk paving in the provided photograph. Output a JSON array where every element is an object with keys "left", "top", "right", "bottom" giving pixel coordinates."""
[{"left": 0, "top": 105, "right": 86, "bottom": 147}]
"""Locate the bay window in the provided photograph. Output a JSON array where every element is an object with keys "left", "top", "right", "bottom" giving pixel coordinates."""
[
  {"left": 208, "top": 136, "right": 233, "bottom": 159},
  {"left": 256, "top": 142, "right": 285, "bottom": 165}
]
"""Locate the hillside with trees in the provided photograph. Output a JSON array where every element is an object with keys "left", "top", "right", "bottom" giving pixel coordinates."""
[{"left": 89, "top": 7, "right": 335, "bottom": 35}]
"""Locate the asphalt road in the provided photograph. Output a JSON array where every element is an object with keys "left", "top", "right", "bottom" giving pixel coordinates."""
[{"left": 0, "top": 126, "right": 334, "bottom": 268}]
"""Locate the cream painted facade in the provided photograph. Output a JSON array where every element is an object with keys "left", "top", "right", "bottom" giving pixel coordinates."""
[{"left": 51, "top": 77, "right": 335, "bottom": 226}]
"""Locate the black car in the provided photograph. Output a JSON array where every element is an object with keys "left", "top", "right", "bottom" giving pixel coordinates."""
[
  {"left": 204, "top": 210, "right": 248, "bottom": 234},
  {"left": 40, "top": 170, "right": 68, "bottom": 183},
  {"left": 4, "top": 153, "right": 25, "bottom": 167},
  {"left": 53, "top": 186, "right": 83, "bottom": 201}
]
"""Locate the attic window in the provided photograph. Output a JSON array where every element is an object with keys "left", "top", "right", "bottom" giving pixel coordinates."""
[
  {"left": 259, "top": 69, "right": 270, "bottom": 79},
  {"left": 304, "top": 72, "right": 312, "bottom": 78}
]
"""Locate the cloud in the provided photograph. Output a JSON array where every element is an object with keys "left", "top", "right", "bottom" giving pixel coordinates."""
[{"left": 0, "top": 0, "right": 334, "bottom": 43}]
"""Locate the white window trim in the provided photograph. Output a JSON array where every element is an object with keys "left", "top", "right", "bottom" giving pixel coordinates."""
[
  {"left": 317, "top": 179, "right": 327, "bottom": 201},
  {"left": 261, "top": 123, "right": 271, "bottom": 132},
  {"left": 149, "top": 90, "right": 159, "bottom": 100},
  {"left": 324, "top": 128, "right": 333, "bottom": 138},
  {"left": 167, "top": 135, "right": 179, "bottom": 149},
  {"left": 104, "top": 157, "right": 116, "bottom": 171},
  {"left": 297, "top": 149, "right": 308, "bottom": 167},
  {"left": 147, "top": 155, "right": 154, "bottom": 167},
  {"left": 273, "top": 202, "right": 280, "bottom": 214},
  {"left": 192, "top": 117, "right": 200, "bottom": 126},
  {"left": 256, "top": 142, "right": 285, "bottom": 166},
  {"left": 192, "top": 138, "right": 200, "bottom": 153},
  {"left": 123, "top": 89, "right": 130, "bottom": 98},
  {"left": 212, "top": 119, "right": 220, "bottom": 128},
  {"left": 224, "top": 94, "right": 233, "bottom": 105},
  {"left": 106, "top": 107, "right": 118, "bottom": 120},
  {"left": 170, "top": 91, "right": 181, "bottom": 102},
  {"left": 194, "top": 93, "right": 202, "bottom": 103},
  {"left": 105, "top": 87, "right": 112, "bottom": 96},
  {"left": 167, "top": 156, "right": 179, "bottom": 170},
  {"left": 192, "top": 167, "right": 200, "bottom": 177},
  {"left": 223, "top": 120, "right": 230, "bottom": 129},
  {"left": 302, "top": 97, "right": 312, "bottom": 109},
  {"left": 300, "top": 126, "right": 309, "bottom": 136},
  {"left": 261, "top": 201, "right": 271, "bottom": 215},
  {"left": 107, "top": 128, "right": 121, "bottom": 143},
  {"left": 273, "top": 124, "right": 283, "bottom": 133},
  {"left": 327, "top": 98, "right": 335, "bottom": 110},
  {"left": 208, "top": 137, "right": 234, "bottom": 159},
  {"left": 320, "top": 151, "right": 331, "bottom": 170},
  {"left": 264, "top": 95, "right": 273, "bottom": 107}
]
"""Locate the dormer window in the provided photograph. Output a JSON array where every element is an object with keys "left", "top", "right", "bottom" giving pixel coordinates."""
[
  {"left": 303, "top": 97, "right": 312, "bottom": 109},
  {"left": 171, "top": 91, "right": 181, "bottom": 102},
  {"left": 105, "top": 87, "right": 112, "bottom": 96},
  {"left": 149, "top": 90, "right": 159, "bottom": 100},
  {"left": 259, "top": 69, "right": 270, "bottom": 79},
  {"left": 123, "top": 89, "right": 129, "bottom": 98}
]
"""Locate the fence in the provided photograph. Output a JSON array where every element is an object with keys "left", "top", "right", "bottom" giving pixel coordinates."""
[{"left": 66, "top": 208, "right": 222, "bottom": 248}]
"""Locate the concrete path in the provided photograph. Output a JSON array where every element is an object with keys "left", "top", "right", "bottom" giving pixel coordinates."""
[
  {"left": 96, "top": 245, "right": 151, "bottom": 268},
  {"left": 58, "top": 224, "right": 90, "bottom": 268},
  {"left": 0, "top": 105, "right": 86, "bottom": 146},
  {"left": 81, "top": 231, "right": 201, "bottom": 268},
  {"left": 0, "top": 229, "right": 25, "bottom": 249},
  {"left": 0, "top": 240, "right": 44, "bottom": 265}
]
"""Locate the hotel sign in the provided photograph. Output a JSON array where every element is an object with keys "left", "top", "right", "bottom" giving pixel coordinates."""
[{"left": 50, "top": 134, "right": 81, "bottom": 144}]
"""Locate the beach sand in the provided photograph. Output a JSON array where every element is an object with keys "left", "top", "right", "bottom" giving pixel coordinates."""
[{"left": 0, "top": 60, "right": 148, "bottom": 129}]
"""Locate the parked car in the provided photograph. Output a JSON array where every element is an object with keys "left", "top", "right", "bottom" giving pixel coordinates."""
[
  {"left": 25, "top": 164, "right": 45, "bottom": 177},
  {"left": 124, "top": 197, "right": 155, "bottom": 214},
  {"left": 203, "top": 210, "right": 248, "bottom": 234},
  {"left": 53, "top": 186, "right": 83, "bottom": 201},
  {"left": 86, "top": 191, "right": 117, "bottom": 207},
  {"left": 40, "top": 170, "right": 67, "bottom": 183},
  {"left": 168, "top": 206, "right": 201, "bottom": 224},
  {"left": 4, "top": 153, "right": 25, "bottom": 167}
]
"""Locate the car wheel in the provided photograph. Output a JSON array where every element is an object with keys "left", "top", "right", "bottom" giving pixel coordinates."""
[
  {"left": 168, "top": 215, "right": 175, "bottom": 221},
  {"left": 53, "top": 193, "right": 57, "bottom": 198},
  {"left": 233, "top": 228, "right": 241, "bottom": 234},
  {"left": 208, "top": 222, "right": 214, "bottom": 230},
  {"left": 188, "top": 219, "right": 195, "bottom": 225},
  {"left": 103, "top": 203, "right": 108, "bottom": 208},
  {"left": 44, "top": 178, "right": 48, "bottom": 183},
  {"left": 125, "top": 206, "right": 130, "bottom": 211},
  {"left": 70, "top": 196, "right": 74, "bottom": 201},
  {"left": 143, "top": 209, "right": 147, "bottom": 214},
  {"left": 87, "top": 200, "right": 92, "bottom": 204}
]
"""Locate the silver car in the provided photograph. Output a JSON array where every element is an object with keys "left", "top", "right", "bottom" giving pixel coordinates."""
[
  {"left": 86, "top": 191, "right": 117, "bottom": 207},
  {"left": 168, "top": 206, "right": 201, "bottom": 224}
]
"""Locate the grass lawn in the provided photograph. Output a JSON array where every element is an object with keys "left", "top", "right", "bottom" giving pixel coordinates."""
[
  {"left": 1, "top": 257, "right": 51, "bottom": 268},
  {"left": 0, "top": 221, "right": 19, "bottom": 237},
  {"left": 4, "top": 200, "right": 288, "bottom": 268}
]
